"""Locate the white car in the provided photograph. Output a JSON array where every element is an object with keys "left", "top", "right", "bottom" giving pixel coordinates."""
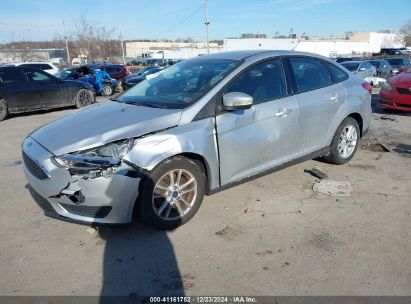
[{"left": 10, "top": 62, "right": 60, "bottom": 75}]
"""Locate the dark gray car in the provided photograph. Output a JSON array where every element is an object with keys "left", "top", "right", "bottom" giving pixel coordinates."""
[{"left": 367, "top": 59, "right": 393, "bottom": 78}]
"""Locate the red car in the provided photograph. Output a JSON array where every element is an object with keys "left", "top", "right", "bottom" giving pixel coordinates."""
[{"left": 379, "top": 67, "right": 411, "bottom": 112}]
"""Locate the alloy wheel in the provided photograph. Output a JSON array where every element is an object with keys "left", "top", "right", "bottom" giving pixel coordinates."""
[
  {"left": 338, "top": 125, "right": 358, "bottom": 158},
  {"left": 152, "top": 169, "right": 198, "bottom": 221},
  {"left": 78, "top": 90, "right": 90, "bottom": 107}
]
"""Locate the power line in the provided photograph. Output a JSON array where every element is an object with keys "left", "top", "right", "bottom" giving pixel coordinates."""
[{"left": 149, "top": 5, "right": 203, "bottom": 38}]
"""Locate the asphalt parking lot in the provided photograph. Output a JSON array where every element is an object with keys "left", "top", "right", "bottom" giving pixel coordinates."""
[{"left": 0, "top": 91, "right": 410, "bottom": 296}]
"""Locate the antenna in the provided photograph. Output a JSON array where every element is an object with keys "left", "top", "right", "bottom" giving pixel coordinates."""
[{"left": 205, "top": 0, "right": 210, "bottom": 54}]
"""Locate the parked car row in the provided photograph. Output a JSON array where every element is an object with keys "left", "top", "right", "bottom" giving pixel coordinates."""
[{"left": 335, "top": 56, "right": 410, "bottom": 78}]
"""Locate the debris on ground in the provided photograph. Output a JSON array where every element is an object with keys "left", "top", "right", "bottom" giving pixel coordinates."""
[
  {"left": 312, "top": 180, "right": 353, "bottom": 197},
  {"left": 1, "top": 160, "right": 22, "bottom": 168},
  {"left": 86, "top": 227, "right": 98, "bottom": 235},
  {"left": 394, "top": 144, "right": 411, "bottom": 155},
  {"left": 215, "top": 226, "right": 231, "bottom": 236},
  {"left": 304, "top": 168, "right": 328, "bottom": 179},
  {"left": 361, "top": 136, "right": 392, "bottom": 152},
  {"left": 379, "top": 143, "right": 391, "bottom": 152},
  {"left": 244, "top": 208, "right": 251, "bottom": 213},
  {"left": 380, "top": 116, "right": 396, "bottom": 122}
]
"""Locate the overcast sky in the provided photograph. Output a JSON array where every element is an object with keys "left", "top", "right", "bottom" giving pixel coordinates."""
[{"left": 0, "top": 0, "right": 410, "bottom": 42}]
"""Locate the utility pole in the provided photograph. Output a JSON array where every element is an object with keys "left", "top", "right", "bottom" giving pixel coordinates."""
[
  {"left": 64, "top": 36, "right": 70, "bottom": 67},
  {"left": 205, "top": 0, "right": 210, "bottom": 54},
  {"left": 120, "top": 33, "right": 126, "bottom": 64}
]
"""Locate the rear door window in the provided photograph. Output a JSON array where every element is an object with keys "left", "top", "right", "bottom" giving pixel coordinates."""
[
  {"left": 0, "top": 69, "right": 26, "bottom": 85},
  {"left": 289, "top": 57, "right": 330, "bottom": 93}
]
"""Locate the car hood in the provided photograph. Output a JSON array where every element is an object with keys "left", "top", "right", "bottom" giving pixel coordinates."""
[
  {"left": 30, "top": 101, "right": 182, "bottom": 155},
  {"left": 388, "top": 72, "right": 411, "bottom": 87}
]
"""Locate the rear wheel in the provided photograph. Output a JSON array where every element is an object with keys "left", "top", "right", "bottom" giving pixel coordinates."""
[
  {"left": 101, "top": 84, "right": 113, "bottom": 96},
  {"left": 139, "top": 156, "right": 206, "bottom": 230},
  {"left": 75, "top": 89, "right": 93, "bottom": 108},
  {"left": 324, "top": 117, "right": 360, "bottom": 165},
  {"left": 0, "top": 99, "right": 7, "bottom": 121}
]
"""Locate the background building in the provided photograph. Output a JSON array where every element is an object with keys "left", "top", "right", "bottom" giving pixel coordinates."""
[
  {"left": 125, "top": 41, "right": 219, "bottom": 58},
  {"left": 223, "top": 32, "right": 405, "bottom": 57}
]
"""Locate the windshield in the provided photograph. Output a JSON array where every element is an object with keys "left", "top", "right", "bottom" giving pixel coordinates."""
[
  {"left": 55, "top": 70, "right": 72, "bottom": 79},
  {"left": 387, "top": 59, "right": 403, "bottom": 66},
  {"left": 342, "top": 62, "right": 360, "bottom": 71},
  {"left": 368, "top": 61, "right": 380, "bottom": 68},
  {"left": 117, "top": 58, "right": 239, "bottom": 109}
]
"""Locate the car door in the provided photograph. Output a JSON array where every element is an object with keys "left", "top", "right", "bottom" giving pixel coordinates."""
[
  {"left": 21, "top": 67, "right": 69, "bottom": 108},
  {"left": 0, "top": 68, "right": 41, "bottom": 112},
  {"left": 287, "top": 57, "right": 347, "bottom": 154},
  {"left": 216, "top": 58, "right": 299, "bottom": 185}
]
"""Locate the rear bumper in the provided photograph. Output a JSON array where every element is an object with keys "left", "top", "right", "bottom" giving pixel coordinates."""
[{"left": 22, "top": 137, "right": 141, "bottom": 224}]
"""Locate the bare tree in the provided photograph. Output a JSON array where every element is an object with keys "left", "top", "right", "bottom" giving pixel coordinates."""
[
  {"left": 73, "top": 16, "right": 120, "bottom": 61},
  {"left": 400, "top": 19, "right": 411, "bottom": 35}
]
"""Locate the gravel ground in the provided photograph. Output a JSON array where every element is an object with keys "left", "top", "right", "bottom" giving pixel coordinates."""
[{"left": 0, "top": 91, "right": 410, "bottom": 296}]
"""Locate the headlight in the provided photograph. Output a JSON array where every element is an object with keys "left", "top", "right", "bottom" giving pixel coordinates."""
[
  {"left": 381, "top": 82, "right": 392, "bottom": 92},
  {"left": 51, "top": 138, "right": 133, "bottom": 175}
]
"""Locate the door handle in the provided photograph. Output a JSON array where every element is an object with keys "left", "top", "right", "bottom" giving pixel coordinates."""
[
  {"left": 275, "top": 108, "right": 291, "bottom": 117},
  {"left": 330, "top": 94, "right": 339, "bottom": 102}
]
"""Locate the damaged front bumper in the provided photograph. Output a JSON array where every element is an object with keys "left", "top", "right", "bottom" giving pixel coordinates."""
[{"left": 22, "top": 137, "right": 142, "bottom": 224}]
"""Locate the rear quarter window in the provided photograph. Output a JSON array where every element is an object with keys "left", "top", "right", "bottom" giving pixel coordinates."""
[{"left": 325, "top": 61, "right": 348, "bottom": 83}]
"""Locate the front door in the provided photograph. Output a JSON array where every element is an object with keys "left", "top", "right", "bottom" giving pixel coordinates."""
[
  {"left": 216, "top": 58, "right": 299, "bottom": 186},
  {"left": 21, "top": 67, "right": 69, "bottom": 108}
]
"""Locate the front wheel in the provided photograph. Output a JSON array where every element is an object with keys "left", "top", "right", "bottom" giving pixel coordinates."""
[
  {"left": 0, "top": 99, "right": 8, "bottom": 121},
  {"left": 139, "top": 156, "right": 206, "bottom": 230},
  {"left": 75, "top": 89, "right": 93, "bottom": 108},
  {"left": 101, "top": 84, "right": 113, "bottom": 96},
  {"left": 324, "top": 117, "right": 360, "bottom": 165}
]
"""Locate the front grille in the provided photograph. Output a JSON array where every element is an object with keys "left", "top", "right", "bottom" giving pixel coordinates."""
[
  {"left": 22, "top": 151, "right": 49, "bottom": 180},
  {"left": 396, "top": 103, "right": 411, "bottom": 108},
  {"left": 59, "top": 203, "right": 112, "bottom": 218},
  {"left": 397, "top": 87, "right": 411, "bottom": 95}
]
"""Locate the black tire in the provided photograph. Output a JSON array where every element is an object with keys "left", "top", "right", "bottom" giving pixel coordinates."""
[
  {"left": 323, "top": 117, "right": 360, "bottom": 165},
  {"left": 0, "top": 99, "right": 7, "bottom": 121},
  {"left": 139, "top": 156, "right": 206, "bottom": 230},
  {"left": 75, "top": 89, "right": 93, "bottom": 108},
  {"left": 101, "top": 84, "right": 113, "bottom": 96}
]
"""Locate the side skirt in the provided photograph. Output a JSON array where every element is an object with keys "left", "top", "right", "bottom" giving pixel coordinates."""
[{"left": 208, "top": 147, "right": 329, "bottom": 195}]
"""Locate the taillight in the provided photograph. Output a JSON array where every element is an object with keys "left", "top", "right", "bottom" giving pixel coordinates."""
[{"left": 362, "top": 82, "right": 372, "bottom": 94}]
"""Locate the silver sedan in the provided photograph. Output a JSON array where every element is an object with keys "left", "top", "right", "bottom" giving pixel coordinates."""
[{"left": 22, "top": 50, "right": 372, "bottom": 229}]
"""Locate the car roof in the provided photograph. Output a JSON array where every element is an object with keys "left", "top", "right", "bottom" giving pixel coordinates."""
[
  {"left": 190, "top": 50, "right": 330, "bottom": 61},
  {"left": 341, "top": 61, "right": 362, "bottom": 64},
  {"left": 13, "top": 62, "right": 55, "bottom": 65}
]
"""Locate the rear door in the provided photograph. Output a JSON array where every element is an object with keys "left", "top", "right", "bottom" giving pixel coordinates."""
[
  {"left": 21, "top": 67, "right": 69, "bottom": 108},
  {"left": 0, "top": 68, "right": 41, "bottom": 112},
  {"left": 286, "top": 57, "right": 347, "bottom": 154},
  {"left": 216, "top": 58, "right": 299, "bottom": 185}
]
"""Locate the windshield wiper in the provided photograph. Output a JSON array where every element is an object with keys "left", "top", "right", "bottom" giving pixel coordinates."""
[{"left": 124, "top": 101, "right": 161, "bottom": 108}]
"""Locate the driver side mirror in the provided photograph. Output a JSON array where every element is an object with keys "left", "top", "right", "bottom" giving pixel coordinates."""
[{"left": 223, "top": 92, "right": 253, "bottom": 110}]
